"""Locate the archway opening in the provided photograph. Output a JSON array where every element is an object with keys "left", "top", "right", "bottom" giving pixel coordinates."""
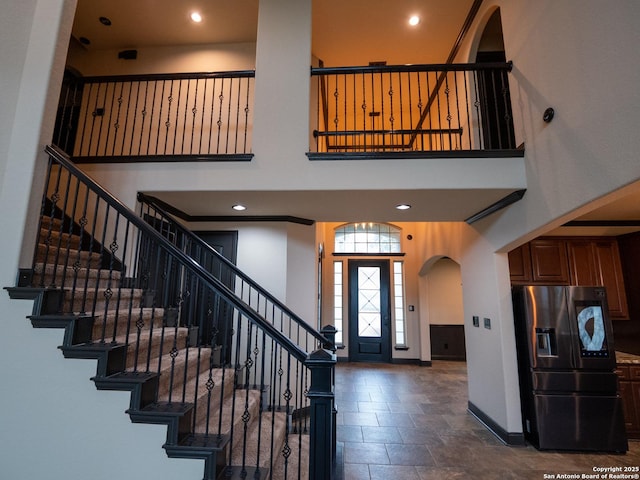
[
  {"left": 419, "top": 256, "right": 466, "bottom": 361},
  {"left": 474, "top": 8, "right": 515, "bottom": 150}
]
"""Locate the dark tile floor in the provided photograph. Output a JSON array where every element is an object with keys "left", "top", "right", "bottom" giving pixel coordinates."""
[{"left": 334, "top": 361, "right": 640, "bottom": 480}]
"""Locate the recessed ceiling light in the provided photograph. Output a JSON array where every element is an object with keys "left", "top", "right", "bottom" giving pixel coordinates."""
[
  {"left": 190, "top": 12, "right": 203, "bottom": 23},
  {"left": 396, "top": 204, "right": 412, "bottom": 210},
  {"left": 408, "top": 15, "right": 420, "bottom": 26},
  {"left": 99, "top": 16, "right": 112, "bottom": 26},
  {"left": 232, "top": 204, "right": 246, "bottom": 211}
]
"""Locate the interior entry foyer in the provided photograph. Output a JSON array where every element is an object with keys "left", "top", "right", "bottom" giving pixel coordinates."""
[{"left": 321, "top": 222, "right": 466, "bottom": 365}]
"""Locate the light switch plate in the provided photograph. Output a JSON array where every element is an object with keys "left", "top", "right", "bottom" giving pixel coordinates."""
[{"left": 484, "top": 317, "right": 491, "bottom": 329}]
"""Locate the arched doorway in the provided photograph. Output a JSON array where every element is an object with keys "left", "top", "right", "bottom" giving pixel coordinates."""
[
  {"left": 475, "top": 8, "right": 516, "bottom": 150},
  {"left": 419, "top": 257, "right": 466, "bottom": 361}
]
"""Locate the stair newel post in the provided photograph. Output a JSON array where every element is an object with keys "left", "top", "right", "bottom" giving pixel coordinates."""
[
  {"left": 320, "top": 324, "right": 337, "bottom": 352},
  {"left": 319, "top": 324, "right": 338, "bottom": 465},
  {"left": 306, "top": 348, "right": 336, "bottom": 480}
]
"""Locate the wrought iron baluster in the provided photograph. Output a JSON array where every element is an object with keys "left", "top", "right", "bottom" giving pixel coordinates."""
[
  {"left": 361, "top": 72, "right": 367, "bottom": 151},
  {"left": 139, "top": 80, "right": 150, "bottom": 155},
  {"left": 199, "top": 78, "right": 208, "bottom": 155},
  {"left": 164, "top": 80, "right": 174, "bottom": 155},
  {"left": 111, "top": 218, "right": 131, "bottom": 343},
  {"left": 472, "top": 70, "right": 483, "bottom": 149},
  {"left": 188, "top": 78, "right": 198, "bottom": 154},
  {"left": 501, "top": 69, "right": 515, "bottom": 149},
  {"left": 154, "top": 80, "right": 165, "bottom": 155},
  {"left": 243, "top": 77, "right": 251, "bottom": 154},
  {"left": 225, "top": 77, "right": 233, "bottom": 154},
  {"left": 452, "top": 71, "right": 462, "bottom": 150},
  {"left": 128, "top": 81, "right": 141, "bottom": 155},
  {"left": 463, "top": 70, "right": 473, "bottom": 149},
  {"left": 489, "top": 69, "right": 501, "bottom": 148},
  {"left": 173, "top": 79, "right": 183, "bottom": 155},
  {"left": 88, "top": 82, "right": 105, "bottom": 157},
  {"left": 215, "top": 78, "right": 225, "bottom": 155},
  {"left": 208, "top": 77, "right": 217, "bottom": 154},
  {"left": 397, "top": 71, "right": 404, "bottom": 149}
]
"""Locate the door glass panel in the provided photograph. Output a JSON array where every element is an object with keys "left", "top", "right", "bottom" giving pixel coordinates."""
[{"left": 358, "top": 266, "right": 381, "bottom": 337}]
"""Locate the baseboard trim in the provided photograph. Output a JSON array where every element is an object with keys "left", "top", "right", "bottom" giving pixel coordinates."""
[
  {"left": 467, "top": 401, "right": 526, "bottom": 446},
  {"left": 391, "top": 358, "right": 423, "bottom": 366},
  {"left": 335, "top": 357, "right": 431, "bottom": 366}
]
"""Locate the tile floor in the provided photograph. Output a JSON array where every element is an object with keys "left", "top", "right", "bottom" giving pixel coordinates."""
[{"left": 334, "top": 361, "right": 640, "bottom": 480}]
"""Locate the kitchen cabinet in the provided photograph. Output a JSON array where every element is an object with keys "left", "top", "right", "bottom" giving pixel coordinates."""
[
  {"left": 510, "top": 236, "right": 629, "bottom": 320},
  {"left": 529, "top": 239, "right": 570, "bottom": 284},
  {"left": 616, "top": 364, "right": 640, "bottom": 438},
  {"left": 507, "top": 243, "right": 532, "bottom": 283},
  {"left": 594, "top": 241, "right": 629, "bottom": 319},
  {"left": 567, "top": 239, "right": 629, "bottom": 320},
  {"left": 567, "top": 240, "right": 599, "bottom": 286}
]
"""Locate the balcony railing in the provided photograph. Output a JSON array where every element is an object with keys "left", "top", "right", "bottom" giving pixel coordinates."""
[
  {"left": 53, "top": 63, "right": 521, "bottom": 163},
  {"left": 309, "top": 62, "right": 519, "bottom": 158},
  {"left": 54, "top": 71, "right": 255, "bottom": 163}
]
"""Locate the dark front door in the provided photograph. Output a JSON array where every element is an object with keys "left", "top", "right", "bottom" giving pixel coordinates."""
[{"left": 348, "top": 259, "right": 391, "bottom": 362}]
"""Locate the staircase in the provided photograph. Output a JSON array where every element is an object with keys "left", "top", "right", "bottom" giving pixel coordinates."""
[{"left": 6, "top": 145, "right": 335, "bottom": 480}]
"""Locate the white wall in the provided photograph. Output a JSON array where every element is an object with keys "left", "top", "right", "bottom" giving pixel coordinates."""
[
  {"left": 0, "top": 1, "right": 200, "bottom": 478},
  {"left": 186, "top": 221, "right": 317, "bottom": 326},
  {"left": 467, "top": 1, "right": 640, "bottom": 250},
  {"left": 285, "top": 222, "right": 318, "bottom": 325},
  {"left": 424, "top": 258, "right": 464, "bottom": 326},
  {"left": 68, "top": 42, "right": 256, "bottom": 76},
  {"left": 448, "top": 0, "right": 640, "bottom": 436}
]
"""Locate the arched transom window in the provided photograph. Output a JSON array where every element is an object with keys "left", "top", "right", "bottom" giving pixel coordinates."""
[{"left": 334, "top": 222, "right": 402, "bottom": 254}]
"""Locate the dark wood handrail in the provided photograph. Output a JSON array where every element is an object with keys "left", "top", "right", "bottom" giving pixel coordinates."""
[
  {"left": 82, "top": 70, "right": 255, "bottom": 84},
  {"left": 310, "top": 62, "right": 512, "bottom": 76},
  {"left": 138, "top": 192, "right": 335, "bottom": 352},
  {"left": 44, "top": 144, "right": 309, "bottom": 363}
]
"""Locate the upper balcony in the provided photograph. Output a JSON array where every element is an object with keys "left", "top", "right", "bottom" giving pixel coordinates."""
[{"left": 53, "top": 62, "right": 522, "bottom": 163}]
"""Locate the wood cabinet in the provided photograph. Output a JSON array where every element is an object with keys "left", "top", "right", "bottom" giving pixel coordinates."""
[
  {"left": 529, "top": 239, "right": 570, "bottom": 284},
  {"left": 567, "top": 240, "right": 599, "bottom": 286},
  {"left": 616, "top": 365, "right": 640, "bottom": 438},
  {"left": 594, "top": 241, "right": 629, "bottom": 319},
  {"left": 509, "top": 236, "right": 629, "bottom": 319},
  {"left": 507, "top": 243, "right": 532, "bottom": 283}
]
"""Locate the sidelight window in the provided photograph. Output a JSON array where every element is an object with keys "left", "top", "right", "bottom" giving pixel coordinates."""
[
  {"left": 333, "top": 260, "right": 344, "bottom": 344},
  {"left": 393, "top": 261, "right": 406, "bottom": 346}
]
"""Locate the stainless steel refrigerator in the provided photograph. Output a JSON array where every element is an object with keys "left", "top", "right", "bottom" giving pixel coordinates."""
[{"left": 512, "top": 285, "right": 628, "bottom": 452}]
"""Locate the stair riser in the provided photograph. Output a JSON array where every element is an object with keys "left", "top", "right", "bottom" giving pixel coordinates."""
[
  {"left": 155, "top": 351, "right": 213, "bottom": 400},
  {"left": 92, "top": 308, "right": 165, "bottom": 340},
  {"left": 36, "top": 245, "right": 103, "bottom": 268},
  {"left": 124, "top": 330, "right": 189, "bottom": 371},
  {"left": 63, "top": 291, "right": 143, "bottom": 315},
  {"left": 196, "top": 387, "right": 261, "bottom": 439},
  {"left": 39, "top": 230, "right": 82, "bottom": 250},
  {"left": 230, "top": 411, "right": 289, "bottom": 470},
  {"left": 35, "top": 273, "right": 119, "bottom": 290}
]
